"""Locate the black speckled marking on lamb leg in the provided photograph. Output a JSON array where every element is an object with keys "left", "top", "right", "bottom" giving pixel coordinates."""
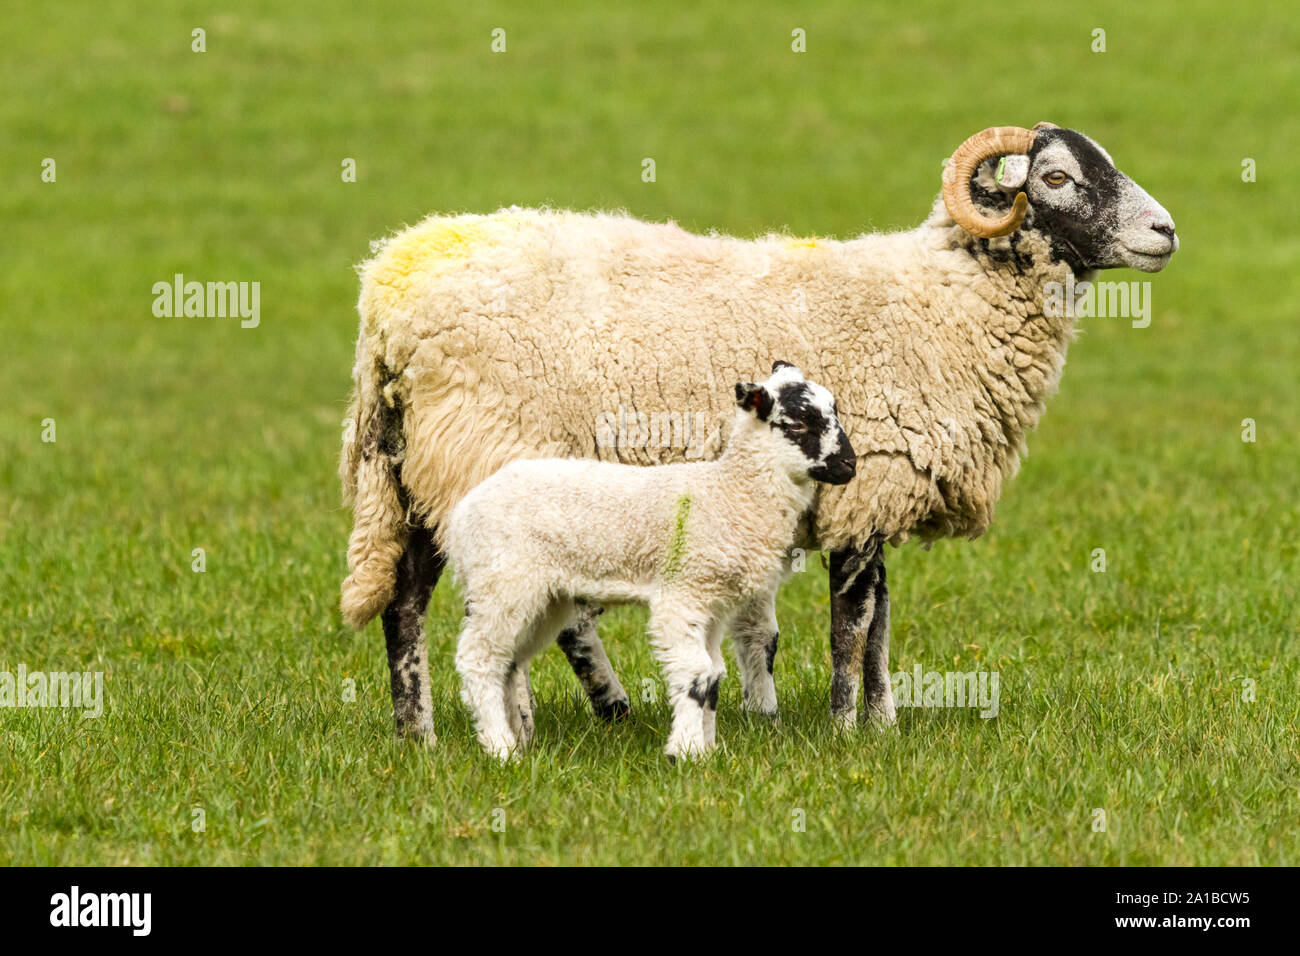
[
  {"left": 764, "top": 631, "right": 779, "bottom": 675},
  {"left": 688, "top": 675, "right": 720, "bottom": 710},
  {"left": 557, "top": 618, "right": 630, "bottom": 721}
]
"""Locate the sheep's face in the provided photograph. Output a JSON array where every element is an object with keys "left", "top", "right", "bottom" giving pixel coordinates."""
[
  {"left": 735, "top": 362, "right": 857, "bottom": 486},
  {"left": 981, "top": 127, "right": 1178, "bottom": 274}
]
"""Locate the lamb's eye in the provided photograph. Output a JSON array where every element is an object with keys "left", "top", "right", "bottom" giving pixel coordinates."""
[
  {"left": 787, "top": 422, "right": 808, "bottom": 435},
  {"left": 1043, "top": 171, "right": 1069, "bottom": 187}
]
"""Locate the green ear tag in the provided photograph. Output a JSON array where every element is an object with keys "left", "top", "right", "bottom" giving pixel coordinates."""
[{"left": 995, "top": 156, "right": 1007, "bottom": 185}]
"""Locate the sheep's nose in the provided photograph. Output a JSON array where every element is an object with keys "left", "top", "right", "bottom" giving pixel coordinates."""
[{"left": 1152, "top": 223, "right": 1176, "bottom": 241}]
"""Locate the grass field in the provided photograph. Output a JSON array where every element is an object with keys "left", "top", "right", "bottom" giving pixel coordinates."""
[{"left": 2, "top": 0, "right": 1297, "bottom": 865}]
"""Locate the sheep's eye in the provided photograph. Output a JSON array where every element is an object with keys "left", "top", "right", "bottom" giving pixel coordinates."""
[
  {"left": 1043, "top": 171, "right": 1070, "bottom": 187},
  {"left": 787, "top": 422, "right": 808, "bottom": 435}
]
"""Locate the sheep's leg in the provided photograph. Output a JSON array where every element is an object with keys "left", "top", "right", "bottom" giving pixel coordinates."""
[
  {"left": 556, "top": 603, "right": 631, "bottom": 721},
  {"left": 456, "top": 628, "right": 522, "bottom": 761},
  {"left": 861, "top": 557, "right": 895, "bottom": 725},
  {"left": 730, "top": 590, "right": 780, "bottom": 717},
  {"left": 702, "top": 619, "right": 727, "bottom": 748},
  {"left": 508, "top": 598, "right": 577, "bottom": 750},
  {"left": 455, "top": 598, "right": 544, "bottom": 761},
  {"left": 828, "top": 545, "right": 894, "bottom": 729},
  {"left": 648, "top": 599, "right": 717, "bottom": 761},
  {"left": 380, "top": 523, "right": 444, "bottom": 743},
  {"left": 510, "top": 660, "right": 535, "bottom": 747}
]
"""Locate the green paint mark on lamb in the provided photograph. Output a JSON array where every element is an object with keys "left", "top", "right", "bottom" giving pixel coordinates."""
[{"left": 663, "top": 494, "right": 692, "bottom": 579}]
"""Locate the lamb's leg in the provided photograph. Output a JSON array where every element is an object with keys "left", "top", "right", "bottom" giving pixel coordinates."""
[
  {"left": 702, "top": 619, "right": 727, "bottom": 748},
  {"left": 380, "top": 523, "right": 444, "bottom": 742},
  {"left": 648, "top": 599, "right": 716, "bottom": 762},
  {"left": 556, "top": 603, "right": 631, "bottom": 720},
  {"left": 510, "top": 660, "right": 535, "bottom": 747},
  {"left": 506, "top": 598, "right": 575, "bottom": 749},
  {"left": 829, "top": 544, "right": 893, "bottom": 729},
  {"left": 730, "top": 590, "right": 780, "bottom": 717},
  {"left": 455, "top": 614, "right": 525, "bottom": 761}
]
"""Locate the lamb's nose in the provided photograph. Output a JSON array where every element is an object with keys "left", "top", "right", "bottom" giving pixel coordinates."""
[{"left": 1152, "top": 223, "right": 1176, "bottom": 241}]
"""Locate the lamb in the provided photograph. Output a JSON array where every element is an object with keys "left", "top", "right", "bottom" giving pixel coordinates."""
[
  {"left": 339, "top": 122, "right": 1180, "bottom": 739},
  {"left": 447, "top": 363, "right": 856, "bottom": 760}
]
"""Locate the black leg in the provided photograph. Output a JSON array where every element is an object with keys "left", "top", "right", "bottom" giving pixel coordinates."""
[
  {"left": 556, "top": 603, "right": 631, "bottom": 720},
  {"left": 828, "top": 543, "right": 887, "bottom": 728},
  {"left": 861, "top": 554, "right": 895, "bottom": 723},
  {"left": 380, "top": 523, "right": 444, "bottom": 740}
]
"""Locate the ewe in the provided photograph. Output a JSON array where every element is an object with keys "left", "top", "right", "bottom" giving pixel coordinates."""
[
  {"left": 339, "top": 123, "right": 1179, "bottom": 737},
  {"left": 447, "top": 364, "right": 855, "bottom": 760}
]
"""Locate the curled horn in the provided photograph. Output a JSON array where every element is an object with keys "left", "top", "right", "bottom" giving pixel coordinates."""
[{"left": 941, "top": 126, "right": 1040, "bottom": 238}]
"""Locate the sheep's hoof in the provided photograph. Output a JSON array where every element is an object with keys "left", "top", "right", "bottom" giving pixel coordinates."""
[
  {"left": 861, "top": 706, "right": 899, "bottom": 730},
  {"left": 830, "top": 709, "right": 858, "bottom": 734},
  {"left": 396, "top": 722, "right": 437, "bottom": 749},
  {"left": 593, "top": 697, "right": 632, "bottom": 722}
]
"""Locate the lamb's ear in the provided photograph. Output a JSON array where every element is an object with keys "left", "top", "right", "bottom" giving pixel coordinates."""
[
  {"left": 735, "top": 382, "right": 774, "bottom": 420},
  {"left": 771, "top": 360, "right": 800, "bottom": 375},
  {"left": 994, "top": 154, "right": 1030, "bottom": 191}
]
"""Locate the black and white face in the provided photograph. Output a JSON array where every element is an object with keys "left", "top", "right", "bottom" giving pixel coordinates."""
[
  {"left": 735, "top": 361, "right": 857, "bottom": 485},
  {"left": 978, "top": 127, "right": 1178, "bottom": 274}
]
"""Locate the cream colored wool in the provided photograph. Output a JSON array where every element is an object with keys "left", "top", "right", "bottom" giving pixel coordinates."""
[
  {"left": 340, "top": 199, "right": 1074, "bottom": 628},
  {"left": 445, "top": 366, "right": 845, "bottom": 759}
]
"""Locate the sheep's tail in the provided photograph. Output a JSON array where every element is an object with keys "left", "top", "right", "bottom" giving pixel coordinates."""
[{"left": 339, "top": 343, "right": 409, "bottom": 631}]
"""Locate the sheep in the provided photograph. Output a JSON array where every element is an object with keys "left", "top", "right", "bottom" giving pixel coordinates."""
[
  {"left": 447, "top": 363, "right": 856, "bottom": 760},
  {"left": 339, "top": 122, "right": 1179, "bottom": 738}
]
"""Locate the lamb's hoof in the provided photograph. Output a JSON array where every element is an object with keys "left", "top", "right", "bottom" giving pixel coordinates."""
[
  {"left": 741, "top": 699, "right": 780, "bottom": 720},
  {"left": 665, "top": 739, "right": 714, "bottom": 763},
  {"left": 481, "top": 736, "right": 521, "bottom": 763},
  {"left": 593, "top": 697, "right": 632, "bottom": 722}
]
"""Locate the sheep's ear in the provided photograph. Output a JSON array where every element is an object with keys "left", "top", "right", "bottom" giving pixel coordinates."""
[
  {"left": 771, "top": 359, "right": 800, "bottom": 375},
  {"left": 735, "top": 382, "right": 774, "bottom": 420},
  {"left": 994, "top": 154, "right": 1030, "bottom": 191}
]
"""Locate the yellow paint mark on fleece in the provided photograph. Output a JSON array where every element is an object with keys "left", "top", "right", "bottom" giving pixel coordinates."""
[
  {"left": 785, "top": 236, "right": 821, "bottom": 249},
  {"left": 362, "top": 215, "right": 504, "bottom": 336},
  {"left": 378, "top": 219, "right": 490, "bottom": 284},
  {"left": 662, "top": 494, "right": 692, "bottom": 580}
]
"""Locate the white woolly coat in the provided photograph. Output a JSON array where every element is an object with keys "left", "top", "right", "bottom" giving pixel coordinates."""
[
  {"left": 443, "top": 411, "right": 816, "bottom": 622},
  {"left": 340, "top": 202, "right": 1075, "bottom": 627}
]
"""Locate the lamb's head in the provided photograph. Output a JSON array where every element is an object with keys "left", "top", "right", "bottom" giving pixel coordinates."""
[
  {"left": 942, "top": 124, "right": 1178, "bottom": 275},
  {"left": 734, "top": 361, "right": 856, "bottom": 486}
]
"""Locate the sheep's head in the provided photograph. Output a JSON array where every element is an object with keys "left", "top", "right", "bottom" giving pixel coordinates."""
[
  {"left": 735, "top": 361, "right": 857, "bottom": 486},
  {"left": 941, "top": 124, "right": 1178, "bottom": 274}
]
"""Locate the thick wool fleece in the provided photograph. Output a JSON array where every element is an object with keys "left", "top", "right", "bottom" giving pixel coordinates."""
[
  {"left": 341, "top": 203, "right": 1075, "bottom": 629},
  {"left": 446, "top": 407, "right": 816, "bottom": 619}
]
